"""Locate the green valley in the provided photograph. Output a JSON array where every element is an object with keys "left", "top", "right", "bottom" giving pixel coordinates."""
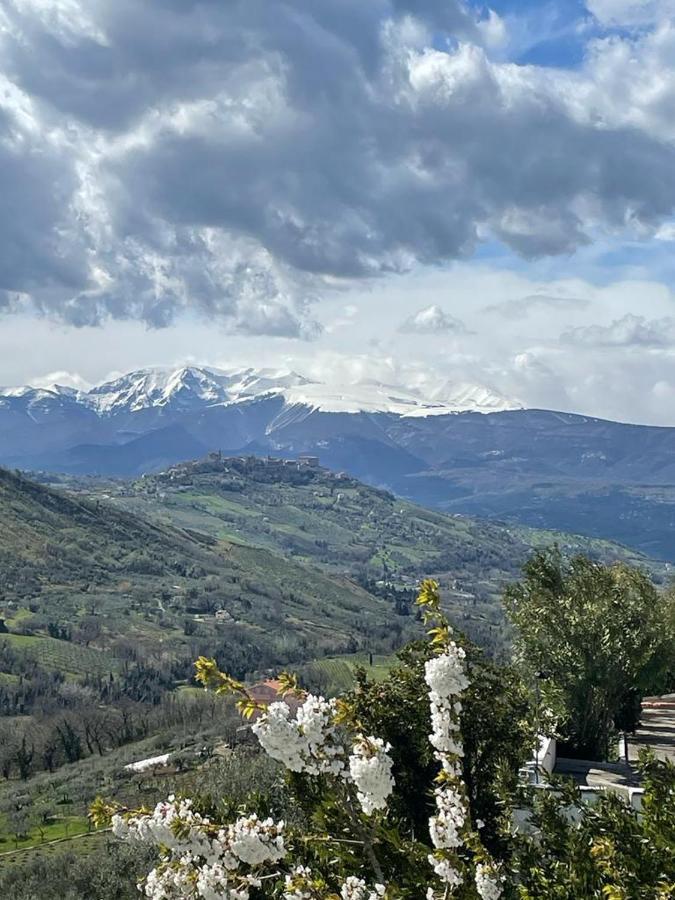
[{"left": 60, "top": 454, "right": 670, "bottom": 653}]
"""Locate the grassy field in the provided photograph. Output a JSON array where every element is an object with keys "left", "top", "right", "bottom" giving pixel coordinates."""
[
  {"left": 0, "top": 634, "right": 120, "bottom": 677},
  {"left": 299, "top": 652, "right": 398, "bottom": 694},
  {"left": 0, "top": 814, "right": 90, "bottom": 856}
]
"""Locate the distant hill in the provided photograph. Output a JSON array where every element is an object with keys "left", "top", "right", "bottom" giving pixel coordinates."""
[
  {"left": 0, "top": 467, "right": 402, "bottom": 678},
  {"left": 52, "top": 455, "right": 670, "bottom": 654},
  {"left": 3, "top": 366, "right": 675, "bottom": 559}
]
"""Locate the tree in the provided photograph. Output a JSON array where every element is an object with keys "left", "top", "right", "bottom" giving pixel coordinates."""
[
  {"left": 98, "top": 581, "right": 509, "bottom": 899},
  {"left": 56, "top": 719, "right": 83, "bottom": 764},
  {"left": 512, "top": 753, "right": 675, "bottom": 899},
  {"left": 503, "top": 549, "right": 673, "bottom": 760},
  {"left": 349, "top": 641, "right": 534, "bottom": 854},
  {"left": 15, "top": 734, "right": 34, "bottom": 781},
  {"left": 0, "top": 727, "right": 18, "bottom": 779},
  {"left": 33, "top": 799, "right": 55, "bottom": 843},
  {"left": 3, "top": 799, "right": 32, "bottom": 848}
]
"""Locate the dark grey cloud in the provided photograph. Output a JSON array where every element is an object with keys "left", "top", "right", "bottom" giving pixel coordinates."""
[
  {"left": 399, "top": 304, "right": 469, "bottom": 334},
  {"left": 484, "top": 293, "right": 591, "bottom": 319},
  {"left": 561, "top": 313, "right": 675, "bottom": 348},
  {"left": 2, "top": 2, "right": 675, "bottom": 331},
  {"left": 0, "top": 103, "right": 88, "bottom": 298}
]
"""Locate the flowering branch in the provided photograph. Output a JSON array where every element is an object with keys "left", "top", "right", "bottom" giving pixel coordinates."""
[
  {"left": 417, "top": 580, "right": 503, "bottom": 899},
  {"left": 100, "top": 578, "right": 512, "bottom": 899}
]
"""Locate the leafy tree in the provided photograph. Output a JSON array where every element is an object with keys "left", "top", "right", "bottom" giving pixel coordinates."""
[
  {"left": 56, "top": 719, "right": 84, "bottom": 764},
  {"left": 503, "top": 549, "right": 673, "bottom": 759},
  {"left": 349, "top": 641, "right": 534, "bottom": 853},
  {"left": 512, "top": 754, "right": 675, "bottom": 899},
  {"left": 15, "top": 734, "right": 34, "bottom": 780}
]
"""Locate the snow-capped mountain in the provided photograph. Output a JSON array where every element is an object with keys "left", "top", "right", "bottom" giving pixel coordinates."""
[
  {"left": 85, "top": 366, "right": 314, "bottom": 414},
  {"left": 17, "top": 365, "right": 519, "bottom": 418},
  {"left": 0, "top": 364, "right": 522, "bottom": 474},
  {"left": 2, "top": 364, "right": 675, "bottom": 561}
]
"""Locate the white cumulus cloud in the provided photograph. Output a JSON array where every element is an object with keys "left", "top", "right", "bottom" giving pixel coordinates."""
[
  {"left": 1, "top": 0, "right": 675, "bottom": 335},
  {"left": 562, "top": 313, "right": 675, "bottom": 347},
  {"left": 399, "top": 304, "right": 468, "bottom": 334}
]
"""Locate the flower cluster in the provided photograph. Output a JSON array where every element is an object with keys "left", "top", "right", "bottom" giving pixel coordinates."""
[
  {"left": 424, "top": 647, "right": 470, "bottom": 699},
  {"left": 252, "top": 695, "right": 394, "bottom": 817},
  {"left": 252, "top": 695, "right": 346, "bottom": 776},
  {"left": 112, "top": 796, "right": 217, "bottom": 860},
  {"left": 475, "top": 863, "right": 503, "bottom": 900},
  {"left": 348, "top": 735, "right": 395, "bottom": 816},
  {"left": 424, "top": 643, "right": 471, "bottom": 895},
  {"left": 340, "top": 876, "right": 386, "bottom": 899},
  {"left": 282, "top": 868, "right": 386, "bottom": 900},
  {"left": 112, "top": 797, "right": 286, "bottom": 900},
  {"left": 428, "top": 785, "right": 466, "bottom": 850}
]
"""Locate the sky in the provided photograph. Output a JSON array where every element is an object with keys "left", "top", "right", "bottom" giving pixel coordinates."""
[{"left": 2, "top": 0, "right": 675, "bottom": 424}]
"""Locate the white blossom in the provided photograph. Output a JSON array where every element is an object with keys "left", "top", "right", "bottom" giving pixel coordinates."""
[
  {"left": 340, "top": 876, "right": 386, "bottom": 900},
  {"left": 252, "top": 695, "right": 346, "bottom": 776},
  {"left": 348, "top": 735, "right": 395, "bottom": 816},
  {"left": 142, "top": 860, "right": 196, "bottom": 899},
  {"left": 429, "top": 786, "right": 467, "bottom": 849},
  {"left": 115, "top": 797, "right": 216, "bottom": 860},
  {"left": 424, "top": 641, "right": 472, "bottom": 891},
  {"left": 226, "top": 814, "right": 285, "bottom": 866},
  {"left": 475, "top": 863, "right": 503, "bottom": 900},
  {"left": 427, "top": 856, "right": 463, "bottom": 891},
  {"left": 429, "top": 698, "right": 464, "bottom": 756},
  {"left": 114, "top": 797, "right": 286, "bottom": 898},
  {"left": 196, "top": 863, "right": 250, "bottom": 900},
  {"left": 424, "top": 646, "right": 469, "bottom": 701},
  {"left": 250, "top": 702, "right": 307, "bottom": 773}
]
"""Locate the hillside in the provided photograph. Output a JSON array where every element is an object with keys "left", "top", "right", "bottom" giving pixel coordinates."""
[
  {"left": 0, "top": 462, "right": 671, "bottom": 887},
  {"left": 0, "top": 467, "right": 402, "bottom": 676},
  {"left": 54, "top": 455, "right": 670, "bottom": 654},
  {"left": 3, "top": 366, "right": 675, "bottom": 559}
]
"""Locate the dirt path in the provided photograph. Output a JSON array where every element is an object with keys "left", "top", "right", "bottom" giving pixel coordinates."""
[{"left": 0, "top": 827, "right": 110, "bottom": 860}]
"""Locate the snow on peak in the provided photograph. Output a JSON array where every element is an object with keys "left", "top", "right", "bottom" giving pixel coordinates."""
[
  {"left": 1, "top": 365, "right": 522, "bottom": 418},
  {"left": 426, "top": 380, "right": 522, "bottom": 414},
  {"left": 280, "top": 378, "right": 522, "bottom": 416},
  {"left": 87, "top": 365, "right": 312, "bottom": 414},
  {"left": 0, "top": 384, "right": 81, "bottom": 404},
  {"left": 88, "top": 366, "right": 224, "bottom": 412}
]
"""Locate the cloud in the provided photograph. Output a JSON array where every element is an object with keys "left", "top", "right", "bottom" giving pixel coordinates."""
[
  {"left": 585, "top": 0, "right": 675, "bottom": 26},
  {"left": 399, "top": 304, "right": 469, "bottom": 334},
  {"left": 6, "top": 259, "right": 675, "bottom": 425},
  {"left": 561, "top": 313, "right": 675, "bottom": 347},
  {"left": 484, "top": 293, "right": 591, "bottom": 319},
  {"left": 3, "top": 2, "right": 675, "bottom": 330},
  {"left": 28, "top": 371, "right": 92, "bottom": 392}
]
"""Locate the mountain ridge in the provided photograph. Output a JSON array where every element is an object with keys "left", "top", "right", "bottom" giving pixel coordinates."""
[
  {"left": 1, "top": 365, "right": 521, "bottom": 418},
  {"left": 2, "top": 365, "right": 675, "bottom": 560}
]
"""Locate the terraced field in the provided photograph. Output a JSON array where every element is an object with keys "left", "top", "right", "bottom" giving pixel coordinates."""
[
  {"left": 0, "top": 635, "right": 120, "bottom": 678},
  {"left": 300, "top": 652, "right": 398, "bottom": 694}
]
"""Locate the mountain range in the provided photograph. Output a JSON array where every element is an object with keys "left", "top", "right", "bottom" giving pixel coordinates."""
[{"left": 2, "top": 365, "right": 675, "bottom": 560}]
